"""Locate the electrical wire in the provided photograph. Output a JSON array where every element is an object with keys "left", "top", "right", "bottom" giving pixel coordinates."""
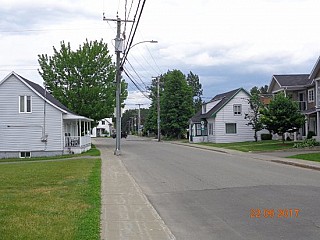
[
  {"left": 121, "top": 0, "right": 146, "bottom": 68},
  {"left": 126, "top": 59, "right": 150, "bottom": 89},
  {"left": 123, "top": 69, "right": 151, "bottom": 99}
]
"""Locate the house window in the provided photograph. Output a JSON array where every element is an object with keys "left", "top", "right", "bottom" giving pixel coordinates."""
[
  {"left": 233, "top": 104, "right": 242, "bottom": 115},
  {"left": 226, "top": 123, "right": 237, "bottom": 134},
  {"left": 308, "top": 89, "right": 314, "bottom": 103},
  {"left": 20, "top": 152, "right": 31, "bottom": 158},
  {"left": 196, "top": 124, "right": 202, "bottom": 136},
  {"left": 19, "top": 96, "right": 32, "bottom": 113},
  {"left": 101, "top": 121, "right": 106, "bottom": 125},
  {"left": 208, "top": 123, "right": 213, "bottom": 135}
]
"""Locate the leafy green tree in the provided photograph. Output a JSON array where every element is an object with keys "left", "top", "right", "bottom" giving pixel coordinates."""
[
  {"left": 144, "top": 76, "right": 165, "bottom": 135},
  {"left": 186, "top": 71, "right": 203, "bottom": 113},
  {"left": 260, "top": 93, "right": 305, "bottom": 142},
  {"left": 122, "top": 108, "right": 149, "bottom": 134},
  {"left": 161, "top": 70, "right": 194, "bottom": 139},
  {"left": 245, "top": 92, "right": 263, "bottom": 142},
  {"left": 38, "top": 39, "right": 127, "bottom": 124}
]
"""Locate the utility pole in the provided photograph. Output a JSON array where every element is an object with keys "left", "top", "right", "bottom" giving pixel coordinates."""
[
  {"left": 157, "top": 77, "right": 161, "bottom": 142},
  {"left": 136, "top": 104, "right": 142, "bottom": 136},
  {"left": 103, "top": 15, "right": 133, "bottom": 155}
]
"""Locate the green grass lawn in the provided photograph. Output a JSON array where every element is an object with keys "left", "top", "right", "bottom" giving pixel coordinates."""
[
  {"left": 0, "top": 158, "right": 101, "bottom": 240},
  {"left": 287, "top": 152, "right": 320, "bottom": 162},
  {"left": 199, "top": 140, "right": 295, "bottom": 152},
  {"left": 0, "top": 145, "right": 100, "bottom": 163}
]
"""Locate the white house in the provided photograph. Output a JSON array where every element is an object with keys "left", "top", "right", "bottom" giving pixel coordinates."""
[
  {"left": 91, "top": 118, "right": 113, "bottom": 137},
  {"left": 0, "top": 72, "right": 93, "bottom": 158},
  {"left": 189, "top": 88, "right": 257, "bottom": 143}
]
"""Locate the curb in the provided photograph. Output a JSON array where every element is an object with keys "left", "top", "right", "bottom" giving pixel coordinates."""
[{"left": 169, "top": 141, "right": 320, "bottom": 172}]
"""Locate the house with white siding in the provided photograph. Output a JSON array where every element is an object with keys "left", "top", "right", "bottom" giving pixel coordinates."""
[
  {"left": 0, "top": 72, "right": 93, "bottom": 158},
  {"left": 91, "top": 118, "right": 113, "bottom": 137},
  {"left": 189, "top": 88, "right": 256, "bottom": 143}
]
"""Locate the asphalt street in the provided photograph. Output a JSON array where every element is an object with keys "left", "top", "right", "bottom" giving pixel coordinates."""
[{"left": 104, "top": 136, "right": 320, "bottom": 240}]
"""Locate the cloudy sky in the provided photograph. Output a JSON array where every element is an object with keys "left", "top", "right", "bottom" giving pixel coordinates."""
[{"left": 1, "top": 0, "right": 319, "bottom": 109}]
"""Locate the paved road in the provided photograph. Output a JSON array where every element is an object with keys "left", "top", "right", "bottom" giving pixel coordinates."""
[{"left": 107, "top": 136, "right": 320, "bottom": 240}]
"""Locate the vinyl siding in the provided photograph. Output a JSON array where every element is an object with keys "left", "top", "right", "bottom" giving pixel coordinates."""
[
  {"left": 0, "top": 75, "right": 63, "bottom": 152},
  {"left": 214, "top": 91, "right": 254, "bottom": 143}
]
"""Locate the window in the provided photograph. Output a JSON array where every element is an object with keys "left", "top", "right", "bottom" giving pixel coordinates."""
[
  {"left": 308, "top": 89, "right": 314, "bottom": 103},
  {"left": 226, "top": 123, "right": 237, "bottom": 134},
  {"left": 233, "top": 104, "right": 242, "bottom": 115},
  {"left": 208, "top": 123, "right": 214, "bottom": 135},
  {"left": 20, "top": 152, "right": 31, "bottom": 158},
  {"left": 196, "top": 124, "right": 202, "bottom": 136},
  {"left": 101, "top": 121, "right": 106, "bottom": 125},
  {"left": 19, "top": 96, "right": 32, "bottom": 113}
]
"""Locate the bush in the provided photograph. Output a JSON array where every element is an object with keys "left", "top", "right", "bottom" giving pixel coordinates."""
[
  {"left": 293, "top": 138, "right": 319, "bottom": 148},
  {"left": 261, "top": 133, "right": 272, "bottom": 140},
  {"left": 307, "top": 131, "right": 316, "bottom": 139}
]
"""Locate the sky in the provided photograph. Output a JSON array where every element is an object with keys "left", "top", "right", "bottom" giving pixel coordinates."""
[{"left": 1, "top": 0, "right": 320, "bottom": 110}]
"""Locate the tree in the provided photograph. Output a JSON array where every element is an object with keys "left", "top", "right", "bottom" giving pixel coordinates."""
[
  {"left": 245, "top": 92, "right": 263, "bottom": 142},
  {"left": 144, "top": 76, "right": 165, "bottom": 135},
  {"left": 121, "top": 108, "right": 149, "bottom": 134},
  {"left": 186, "top": 71, "right": 203, "bottom": 113},
  {"left": 161, "top": 70, "right": 194, "bottom": 139},
  {"left": 38, "top": 39, "right": 127, "bottom": 124},
  {"left": 260, "top": 93, "right": 305, "bottom": 142}
]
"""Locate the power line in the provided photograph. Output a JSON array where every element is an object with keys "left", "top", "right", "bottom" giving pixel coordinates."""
[
  {"left": 126, "top": 59, "right": 149, "bottom": 89},
  {"left": 123, "top": 69, "right": 151, "bottom": 99},
  {"left": 121, "top": 0, "right": 147, "bottom": 68}
]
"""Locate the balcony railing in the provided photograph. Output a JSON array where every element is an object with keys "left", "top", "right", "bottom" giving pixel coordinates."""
[{"left": 65, "top": 135, "right": 91, "bottom": 148}]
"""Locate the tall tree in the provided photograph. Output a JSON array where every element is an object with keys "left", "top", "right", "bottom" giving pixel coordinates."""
[
  {"left": 186, "top": 71, "right": 203, "bottom": 113},
  {"left": 161, "top": 70, "right": 194, "bottom": 139},
  {"left": 260, "top": 93, "right": 305, "bottom": 142},
  {"left": 144, "top": 76, "right": 165, "bottom": 135},
  {"left": 38, "top": 39, "right": 127, "bottom": 124}
]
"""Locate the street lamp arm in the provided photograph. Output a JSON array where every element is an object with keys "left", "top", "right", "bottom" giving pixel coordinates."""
[
  {"left": 121, "top": 40, "right": 158, "bottom": 68},
  {"left": 129, "top": 40, "right": 158, "bottom": 50}
]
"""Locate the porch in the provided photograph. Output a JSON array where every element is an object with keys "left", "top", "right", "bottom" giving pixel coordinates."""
[{"left": 63, "top": 115, "right": 93, "bottom": 154}]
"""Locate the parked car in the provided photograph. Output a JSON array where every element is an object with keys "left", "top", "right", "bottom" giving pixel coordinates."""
[{"left": 112, "top": 131, "right": 127, "bottom": 139}]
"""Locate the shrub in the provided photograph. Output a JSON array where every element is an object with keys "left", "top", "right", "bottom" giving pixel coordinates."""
[
  {"left": 261, "top": 133, "right": 272, "bottom": 140},
  {"left": 293, "top": 138, "right": 319, "bottom": 148},
  {"left": 307, "top": 131, "right": 316, "bottom": 139}
]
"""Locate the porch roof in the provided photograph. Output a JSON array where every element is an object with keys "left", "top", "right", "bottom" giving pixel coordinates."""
[{"left": 63, "top": 114, "right": 93, "bottom": 121}]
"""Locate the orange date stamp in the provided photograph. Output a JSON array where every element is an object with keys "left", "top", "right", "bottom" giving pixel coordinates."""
[{"left": 250, "top": 208, "right": 300, "bottom": 218}]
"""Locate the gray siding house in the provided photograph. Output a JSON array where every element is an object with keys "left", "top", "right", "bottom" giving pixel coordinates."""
[{"left": 0, "top": 72, "right": 92, "bottom": 159}]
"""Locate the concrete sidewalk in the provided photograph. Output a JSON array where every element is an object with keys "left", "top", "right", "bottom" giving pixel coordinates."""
[
  {"left": 170, "top": 141, "right": 320, "bottom": 171},
  {"left": 96, "top": 139, "right": 175, "bottom": 240}
]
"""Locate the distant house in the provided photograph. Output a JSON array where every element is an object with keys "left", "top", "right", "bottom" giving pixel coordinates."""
[
  {"left": 0, "top": 72, "right": 93, "bottom": 159},
  {"left": 91, "top": 118, "right": 113, "bottom": 137},
  {"left": 189, "top": 88, "right": 257, "bottom": 143}
]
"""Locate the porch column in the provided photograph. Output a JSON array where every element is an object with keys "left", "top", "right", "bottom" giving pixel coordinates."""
[
  {"left": 317, "top": 111, "right": 320, "bottom": 137},
  {"left": 305, "top": 116, "right": 308, "bottom": 138}
]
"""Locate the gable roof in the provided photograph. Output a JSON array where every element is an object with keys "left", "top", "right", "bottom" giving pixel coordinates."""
[
  {"left": 0, "top": 72, "right": 92, "bottom": 121},
  {"left": 190, "top": 88, "right": 249, "bottom": 123},
  {"left": 273, "top": 74, "right": 311, "bottom": 87},
  {"left": 309, "top": 56, "right": 320, "bottom": 81},
  {"left": 18, "top": 74, "right": 72, "bottom": 113},
  {"left": 267, "top": 74, "right": 311, "bottom": 93}
]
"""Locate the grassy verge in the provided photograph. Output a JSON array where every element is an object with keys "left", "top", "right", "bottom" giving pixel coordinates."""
[
  {"left": 0, "top": 145, "right": 100, "bottom": 163},
  {"left": 287, "top": 152, "right": 320, "bottom": 163},
  {"left": 0, "top": 158, "right": 101, "bottom": 240},
  {"left": 198, "top": 140, "right": 295, "bottom": 152}
]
